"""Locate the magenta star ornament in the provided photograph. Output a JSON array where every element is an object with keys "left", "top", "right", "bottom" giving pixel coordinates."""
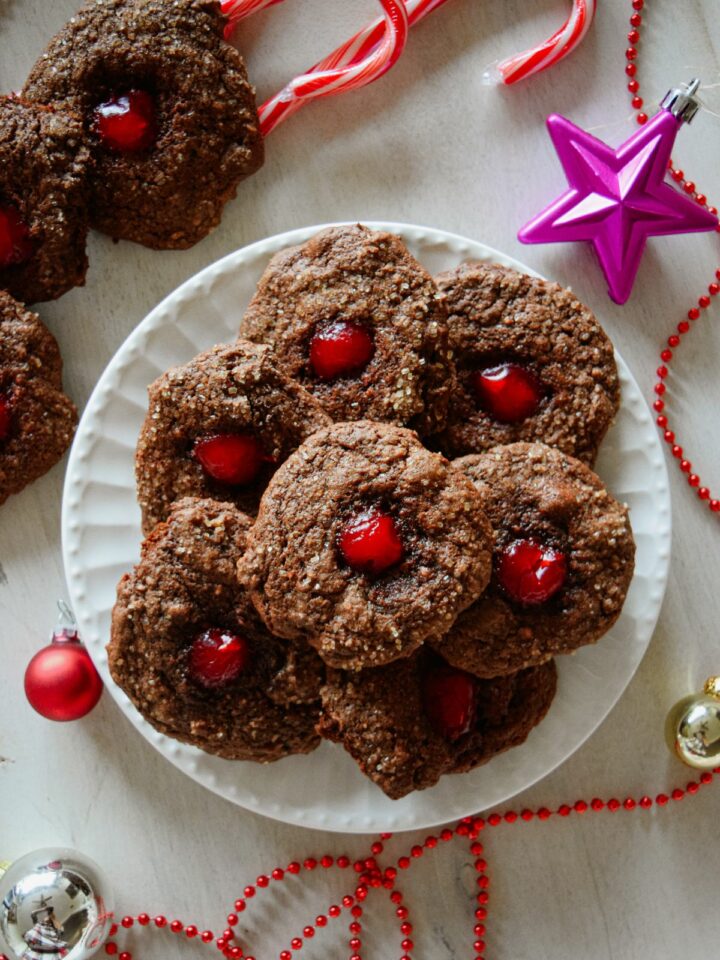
[{"left": 519, "top": 80, "right": 718, "bottom": 303}]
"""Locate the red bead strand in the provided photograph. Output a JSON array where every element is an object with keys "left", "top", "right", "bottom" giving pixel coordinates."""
[
  {"left": 622, "top": 0, "right": 720, "bottom": 511},
  {"left": 5, "top": 770, "right": 714, "bottom": 960}
]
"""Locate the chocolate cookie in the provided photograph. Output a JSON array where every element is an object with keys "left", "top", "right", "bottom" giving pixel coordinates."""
[
  {"left": 238, "top": 421, "right": 493, "bottom": 670},
  {"left": 135, "top": 339, "right": 332, "bottom": 535},
  {"left": 109, "top": 498, "right": 324, "bottom": 761},
  {"left": 319, "top": 650, "right": 557, "bottom": 799},
  {"left": 0, "top": 97, "right": 91, "bottom": 303},
  {"left": 0, "top": 292, "right": 78, "bottom": 505},
  {"left": 430, "top": 443, "right": 635, "bottom": 678},
  {"left": 24, "top": 0, "right": 263, "bottom": 250},
  {"left": 435, "top": 262, "right": 620, "bottom": 464},
  {"left": 239, "top": 225, "right": 454, "bottom": 435}
]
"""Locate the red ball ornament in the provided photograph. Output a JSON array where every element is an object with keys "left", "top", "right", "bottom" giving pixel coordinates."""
[{"left": 24, "top": 602, "right": 103, "bottom": 721}]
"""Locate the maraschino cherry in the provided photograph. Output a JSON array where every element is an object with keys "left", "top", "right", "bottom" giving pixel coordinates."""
[
  {"left": 339, "top": 507, "right": 404, "bottom": 574},
  {"left": 309, "top": 320, "right": 374, "bottom": 381},
  {"left": 93, "top": 90, "right": 158, "bottom": 153},
  {"left": 0, "top": 205, "right": 33, "bottom": 267},
  {"left": 496, "top": 538, "right": 567, "bottom": 604},
  {"left": 473, "top": 362, "right": 544, "bottom": 423},
  {"left": 0, "top": 396, "right": 11, "bottom": 441},
  {"left": 194, "top": 433, "right": 269, "bottom": 486},
  {"left": 189, "top": 628, "right": 250, "bottom": 689},
  {"left": 422, "top": 664, "right": 477, "bottom": 741}
]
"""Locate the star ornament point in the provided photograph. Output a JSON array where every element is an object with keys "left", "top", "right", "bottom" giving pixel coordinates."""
[{"left": 518, "top": 111, "right": 718, "bottom": 303}]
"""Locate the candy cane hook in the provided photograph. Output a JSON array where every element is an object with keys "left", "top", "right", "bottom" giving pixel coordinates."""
[
  {"left": 258, "top": 0, "right": 410, "bottom": 137},
  {"left": 484, "top": 0, "right": 598, "bottom": 85}
]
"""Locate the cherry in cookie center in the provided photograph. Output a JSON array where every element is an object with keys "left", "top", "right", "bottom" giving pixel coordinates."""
[
  {"left": 472, "top": 362, "right": 546, "bottom": 424},
  {"left": 193, "top": 433, "right": 274, "bottom": 487},
  {"left": 309, "top": 320, "right": 375, "bottom": 382},
  {"left": 189, "top": 628, "right": 251, "bottom": 690},
  {"left": 93, "top": 90, "right": 158, "bottom": 153},
  {"left": 339, "top": 507, "right": 405, "bottom": 576},
  {"left": 496, "top": 538, "right": 568, "bottom": 606}
]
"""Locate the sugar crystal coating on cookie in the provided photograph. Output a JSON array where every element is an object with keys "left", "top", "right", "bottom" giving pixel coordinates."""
[
  {"left": 318, "top": 650, "right": 557, "bottom": 799},
  {"left": 239, "top": 225, "right": 455, "bottom": 435},
  {"left": 23, "top": 0, "right": 263, "bottom": 249},
  {"left": 430, "top": 442, "right": 635, "bottom": 677},
  {"left": 109, "top": 498, "right": 325, "bottom": 761},
  {"left": 135, "top": 339, "right": 332, "bottom": 535},
  {"left": 238, "top": 421, "right": 493, "bottom": 670},
  {"left": 0, "top": 291, "right": 77, "bottom": 505},
  {"left": 0, "top": 97, "right": 92, "bottom": 303},
  {"left": 435, "top": 262, "right": 620, "bottom": 464}
]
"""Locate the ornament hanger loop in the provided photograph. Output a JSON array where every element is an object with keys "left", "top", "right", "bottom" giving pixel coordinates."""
[
  {"left": 56, "top": 598, "right": 75, "bottom": 627},
  {"left": 662, "top": 77, "right": 702, "bottom": 124}
]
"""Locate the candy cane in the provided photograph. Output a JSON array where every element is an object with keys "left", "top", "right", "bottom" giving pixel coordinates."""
[
  {"left": 258, "top": 0, "right": 410, "bottom": 138},
  {"left": 221, "top": 0, "right": 284, "bottom": 37},
  {"left": 223, "top": 0, "right": 596, "bottom": 136},
  {"left": 484, "top": 0, "right": 597, "bottom": 85}
]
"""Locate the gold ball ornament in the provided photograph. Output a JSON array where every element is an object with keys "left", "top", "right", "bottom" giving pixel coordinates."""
[{"left": 665, "top": 677, "right": 720, "bottom": 770}]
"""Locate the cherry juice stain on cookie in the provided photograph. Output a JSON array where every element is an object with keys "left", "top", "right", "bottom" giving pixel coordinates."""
[
  {"left": 188, "top": 628, "right": 250, "bottom": 689},
  {"left": 339, "top": 507, "right": 404, "bottom": 575},
  {"left": 473, "top": 363, "right": 544, "bottom": 424},
  {"left": 422, "top": 664, "right": 477, "bottom": 741},
  {"left": 496, "top": 538, "right": 567, "bottom": 605},
  {"left": 193, "top": 433, "right": 271, "bottom": 486},
  {"left": 309, "top": 320, "right": 375, "bottom": 381},
  {"left": 93, "top": 90, "right": 158, "bottom": 153},
  {"left": 0, "top": 206, "right": 33, "bottom": 267}
]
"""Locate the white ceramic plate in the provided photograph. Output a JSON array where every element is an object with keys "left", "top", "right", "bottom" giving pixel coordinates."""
[{"left": 62, "top": 222, "right": 671, "bottom": 833}]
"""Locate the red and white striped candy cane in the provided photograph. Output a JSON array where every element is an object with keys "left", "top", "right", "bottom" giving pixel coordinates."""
[
  {"left": 221, "top": 0, "right": 284, "bottom": 37},
  {"left": 485, "top": 0, "right": 597, "bottom": 85},
  {"left": 258, "top": 0, "right": 410, "bottom": 137},
  {"left": 220, "top": 0, "right": 597, "bottom": 137}
]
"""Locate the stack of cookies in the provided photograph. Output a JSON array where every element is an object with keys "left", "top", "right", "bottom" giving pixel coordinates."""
[{"left": 109, "top": 224, "right": 635, "bottom": 799}]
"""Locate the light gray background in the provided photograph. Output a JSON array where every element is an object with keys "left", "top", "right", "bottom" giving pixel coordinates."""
[{"left": 1, "top": 2, "right": 719, "bottom": 957}]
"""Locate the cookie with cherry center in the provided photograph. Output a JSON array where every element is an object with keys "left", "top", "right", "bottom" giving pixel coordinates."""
[
  {"left": 239, "top": 225, "right": 455, "bottom": 436},
  {"left": 22, "top": 0, "right": 263, "bottom": 250},
  {"left": 429, "top": 442, "right": 635, "bottom": 678},
  {"left": 318, "top": 648, "right": 557, "bottom": 799},
  {"left": 0, "top": 291, "right": 78, "bottom": 506},
  {"left": 434, "top": 262, "right": 620, "bottom": 465},
  {"left": 238, "top": 420, "right": 494, "bottom": 670},
  {"left": 135, "top": 339, "right": 331, "bottom": 535},
  {"left": 108, "top": 497, "right": 325, "bottom": 760},
  {"left": 0, "top": 96, "right": 92, "bottom": 303}
]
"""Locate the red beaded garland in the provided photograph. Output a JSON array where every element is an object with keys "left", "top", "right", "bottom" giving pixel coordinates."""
[
  {"left": 95, "top": 769, "right": 720, "bottom": 960},
  {"left": 623, "top": 0, "right": 720, "bottom": 512}
]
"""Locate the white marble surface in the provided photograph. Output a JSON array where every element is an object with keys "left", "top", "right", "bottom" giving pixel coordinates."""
[{"left": 1, "top": 1, "right": 719, "bottom": 957}]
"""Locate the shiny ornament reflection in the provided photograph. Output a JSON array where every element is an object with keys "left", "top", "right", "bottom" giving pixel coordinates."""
[
  {"left": 0, "top": 850, "right": 113, "bottom": 960},
  {"left": 665, "top": 677, "right": 720, "bottom": 771}
]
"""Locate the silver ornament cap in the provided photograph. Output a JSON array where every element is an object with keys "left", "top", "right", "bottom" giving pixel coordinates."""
[
  {"left": 665, "top": 677, "right": 720, "bottom": 770},
  {"left": 0, "top": 849, "right": 113, "bottom": 960}
]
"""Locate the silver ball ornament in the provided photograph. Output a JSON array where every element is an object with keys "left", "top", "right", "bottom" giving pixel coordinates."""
[
  {"left": 665, "top": 676, "right": 720, "bottom": 771},
  {"left": 0, "top": 849, "right": 113, "bottom": 960}
]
